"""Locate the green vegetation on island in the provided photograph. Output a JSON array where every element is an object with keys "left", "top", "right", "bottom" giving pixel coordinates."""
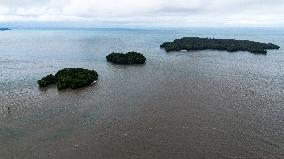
[
  {"left": 106, "top": 51, "right": 146, "bottom": 64},
  {"left": 160, "top": 37, "right": 280, "bottom": 54},
  {"left": 0, "top": 28, "right": 11, "bottom": 31},
  {"left": 38, "top": 68, "right": 99, "bottom": 90}
]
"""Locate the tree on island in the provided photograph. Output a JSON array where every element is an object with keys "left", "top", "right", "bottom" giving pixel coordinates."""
[
  {"left": 160, "top": 37, "right": 280, "bottom": 54},
  {"left": 106, "top": 51, "right": 146, "bottom": 64},
  {"left": 38, "top": 68, "right": 99, "bottom": 90}
]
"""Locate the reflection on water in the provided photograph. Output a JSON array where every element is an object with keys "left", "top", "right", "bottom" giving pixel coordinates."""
[{"left": 0, "top": 28, "right": 283, "bottom": 159}]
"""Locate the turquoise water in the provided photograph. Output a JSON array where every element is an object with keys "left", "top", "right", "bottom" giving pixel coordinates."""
[{"left": 0, "top": 28, "right": 283, "bottom": 158}]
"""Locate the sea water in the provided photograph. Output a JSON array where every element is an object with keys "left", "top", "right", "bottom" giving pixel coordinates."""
[{"left": 0, "top": 28, "right": 283, "bottom": 158}]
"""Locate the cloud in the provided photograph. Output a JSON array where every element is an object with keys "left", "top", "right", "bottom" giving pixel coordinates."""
[{"left": 0, "top": 0, "right": 284, "bottom": 27}]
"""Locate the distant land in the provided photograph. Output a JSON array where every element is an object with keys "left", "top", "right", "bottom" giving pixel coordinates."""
[
  {"left": 0, "top": 28, "right": 11, "bottom": 31},
  {"left": 161, "top": 37, "right": 280, "bottom": 54}
]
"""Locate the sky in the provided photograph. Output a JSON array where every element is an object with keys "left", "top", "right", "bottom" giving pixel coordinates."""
[{"left": 0, "top": 0, "right": 284, "bottom": 28}]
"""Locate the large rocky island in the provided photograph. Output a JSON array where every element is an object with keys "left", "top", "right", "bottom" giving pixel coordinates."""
[
  {"left": 0, "top": 28, "right": 11, "bottom": 31},
  {"left": 106, "top": 51, "right": 146, "bottom": 64},
  {"left": 161, "top": 37, "right": 280, "bottom": 54},
  {"left": 38, "top": 68, "right": 99, "bottom": 90}
]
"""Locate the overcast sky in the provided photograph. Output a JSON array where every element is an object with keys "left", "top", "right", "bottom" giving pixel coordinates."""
[{"left": 0, "top": 0, "right": 284, "bottom": 27}]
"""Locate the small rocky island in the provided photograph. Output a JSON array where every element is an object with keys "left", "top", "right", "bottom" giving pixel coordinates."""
[
  {"left": 0, "top": 28, "right": 11, "bottom": 31},
  {"left": 106, "top": 51, "right": 146, "bottom": 64},
  {"left": 161, "top": 37, "right": 280, "bottom": 54},
  {"left": 38, "top": 68, "right": 99, "bottom": 90}
]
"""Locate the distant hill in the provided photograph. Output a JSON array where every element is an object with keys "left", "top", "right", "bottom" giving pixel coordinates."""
[{"left": 0, "top": 28, "right": 11, "bottom": 31}]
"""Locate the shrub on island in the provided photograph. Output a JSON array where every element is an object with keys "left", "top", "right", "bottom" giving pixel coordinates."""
[
  {"left": 38, "top": 68, "right": 99, "bottom": 90},
  {"left": 160, "top": 37, "right": 280, "bottom": 54},
  {"left": 106, "top": 51, "right": 146, "bottom": 64}
]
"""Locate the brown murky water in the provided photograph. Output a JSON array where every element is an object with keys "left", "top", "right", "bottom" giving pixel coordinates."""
[{"left": 0, "top": 28, "right": 283, "bottom": 158}]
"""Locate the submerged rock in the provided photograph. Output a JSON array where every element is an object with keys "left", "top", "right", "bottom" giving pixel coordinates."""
[
  {"left": 38, "top": 68, "right": 98, "bottom": 90},
  {"left": 160, "top": 37, "right": 280, "bottom": 54},
  {"left": 106, "top": 51, "right": 146, "bottom": 64}
]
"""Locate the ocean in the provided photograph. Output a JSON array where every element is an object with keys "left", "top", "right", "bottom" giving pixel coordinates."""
[{"left": 0, "top": 28, "right": 283, "bottom": 158}]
